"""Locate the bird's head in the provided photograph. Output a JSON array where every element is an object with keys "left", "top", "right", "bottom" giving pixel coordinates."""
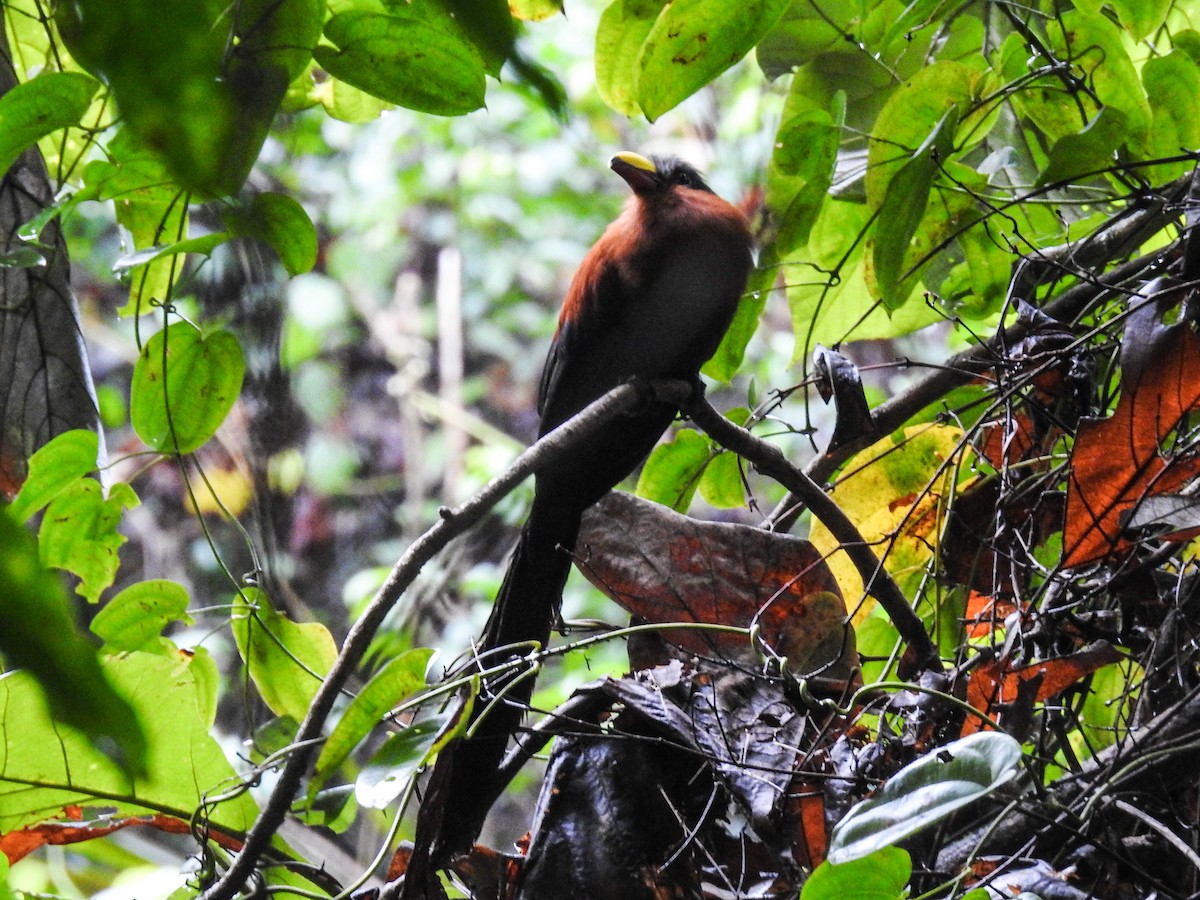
[{"left": 610, "top": 151, "right": 713, "bottom": 197}]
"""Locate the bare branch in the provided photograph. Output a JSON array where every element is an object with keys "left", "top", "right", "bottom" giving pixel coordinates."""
[{"left": 198, "top": 378, "right": 692, "bottom": 900}]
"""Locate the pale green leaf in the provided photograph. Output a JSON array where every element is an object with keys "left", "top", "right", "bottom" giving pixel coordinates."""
[
  {"left": 0, "top": 651, "right": 254, "bottom": 834},
  {"left": 801, "top": 847, "right": 911, "bottom": 900},
  {"left": 595, "top": 0, "right": 664, "bottom": 117},
  {"left": 39, "top": 480, "right": 139, "bottom": 604},
  {"left": 0, "top": 505, "right": 146, "bottom": 772},
  {"left": 636, "top": 0, "right": 791, "bottom": 121},
  {"left": 8, "top": 429, "right": 100, "bottom": 523},
  {"left": 91, "top": 580, "right": 193, "bottom": 652},
  {"left": 231, "top": 587, "right": 338, "bottom": 720}
]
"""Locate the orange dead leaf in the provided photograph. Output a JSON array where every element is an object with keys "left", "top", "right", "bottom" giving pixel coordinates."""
[
  {"left": 578, "top": 492, "right": 856, "bottom": 680},
  {"left": 979, "top": 414, "right": 1037, "bottom": 471},
  {"left": 964, "top": 591, "right": 1019, "bottom": 638},
  {"left": 1, "top": 812, "right": 243, "bottom": 864},
  {"left": 795, "top": 792, "right": 828, "bottom": 868},
  {"left": 962, "top": 642, "right": 1123, "bottom": 736},
  {"left": 1064, "top": 287, "right": 1200, "bottom": 567}
]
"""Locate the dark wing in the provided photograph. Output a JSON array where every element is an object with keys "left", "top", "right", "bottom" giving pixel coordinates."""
[{"left": 535, "top": 250, "right": 629, "bottom": 433}]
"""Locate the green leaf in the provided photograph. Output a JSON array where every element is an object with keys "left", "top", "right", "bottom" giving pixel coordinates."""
[
  {"left": 786, "top": 199, "right": 941, "bottom": 351},
  {"left": 355, "top": 712, "right": 454, "bottom": 809},
  {"left": 0, "top": 244, "right": 46, "bottom": 268},
  {"left": 0, "top": 505, "right": 146, "bottom": 774},
  {"left": 298, "top": 784, "right": 359, "bottom": 832},
  {"left": 90, "top": 580, "right": 193, "bottom": 652},
  {"left": 704, "top": 262, "right": 770, "bottom": 382},
  {"left": 235, "top": 0, "right": 326, "bottom": 85},
  {"left": 753, "top": 1, "right": 847, "bottom": 81},
  {"left": 8, "top": 429, "right": 100, "bottom": 523},
  {"left": 636, "top": 0, "right": 791, "bottom": 121},
  {"left": 865, "top": 61, "right": 974, "bottom": 207},
  {"left": 310, "top": 648, "right": 434, "bottom": 798},
  {"left": 84, "top": 129, "right": 190, "bottom": 316},
  {"left": 314, "top": 75, "right": 394, "bottom": 123},
  {"left": 0, "top": 651, "right": 256, "bottom": 834},
  {"left": 510, "top": 0, "right": 563, "bottom": 19},
  {"left": 56, "top": 0, "right": 320, "bottom": 196},
  {"left": 226, "top": 192, "right": 319, "bottom": 276},
  {"left": 130, "top": 321, "right": 245, "bottom": 455},
  {"left": 1143, "top": 51, "right": 1200, "bottom": 180},
  {"left": 1076, "top": 0, "right": 1171, "bottom": 42},
  {"left": 698, "top": 451, "right": 744, "bottom": 509},
  {"left": 111, "top": 232, "right": 231, "bottom": 272},
  {"left": 39, "top": 481, "right": 139, "bottom": 604},
  {"left": 768, "top": 90, "right": 844, "bottom": 256},
  {"left": 0, "top": 852, "right": 14, "bottom": 900},
  {"left": 1049, "top": 11, "right": 1150, "bottom": 151},
  {"left": 595, "top": 0, "right": 665, "bottom": 117},
  {"left": 827, "top": 732, "right": 1023, "bottom": 864},
  {"left": 0, "top": 71, "right": 99, "bottom": 175},
  {"left": 1037, "top": 106, "right": 1127, "bottom": 187},
  {"left": 231, "top": 587, "right": 338, "bottom": 721},
  {"left": 801, "top": 847, "right": 911, "bottom": 900},
  {"left": 315, "top": 11, "right": 487, "bottom": 116},
  {"left": 433, "top": 0, "right": 515, "bottom": 77},
  {"left": 635, "top": 429, "right": 710, "bottom": 511},
  {"left": 868, "top": 106, "right": 959, "bottom": 307}
]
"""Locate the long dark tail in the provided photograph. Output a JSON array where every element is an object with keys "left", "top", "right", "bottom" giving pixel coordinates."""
[{"left": 406, "top": 494, "right": 581, "bottom": 884}]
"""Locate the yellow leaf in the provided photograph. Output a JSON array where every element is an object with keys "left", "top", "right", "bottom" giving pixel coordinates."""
[{"left": 810, "top": 424, "right": 970, "bottom": 623}]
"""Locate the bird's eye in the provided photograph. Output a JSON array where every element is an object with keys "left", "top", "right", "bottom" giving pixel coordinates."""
[{"left": 676, "top": 172, "right": 694, "bottom": 187}]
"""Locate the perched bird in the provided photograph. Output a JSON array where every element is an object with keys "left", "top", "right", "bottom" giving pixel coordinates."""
[{"left": 406, "top": 151, "right": 754, "bottom": 885}]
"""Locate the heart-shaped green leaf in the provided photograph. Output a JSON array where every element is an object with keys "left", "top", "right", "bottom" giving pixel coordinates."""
[{"left": 130, "top": 321, "right": 244, "bottom": 454}]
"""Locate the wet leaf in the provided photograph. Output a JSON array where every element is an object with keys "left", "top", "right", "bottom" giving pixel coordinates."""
[
  {"left": 827, "top": 732, "right": 1022, "bottom": 863},
  {"left": 356, "top": 710, "right": 461, "bottom": 809}
]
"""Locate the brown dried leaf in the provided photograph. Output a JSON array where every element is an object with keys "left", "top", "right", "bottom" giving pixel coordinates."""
[
  {"left": 1064, "top": 284, "right": 1200, "bottom": 566},
  {"left": 962, "top": 642, "right": 1123, "bottom": 736},
  {"left": 578, "top": 491, "right": 855, "bottom": 679}
]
